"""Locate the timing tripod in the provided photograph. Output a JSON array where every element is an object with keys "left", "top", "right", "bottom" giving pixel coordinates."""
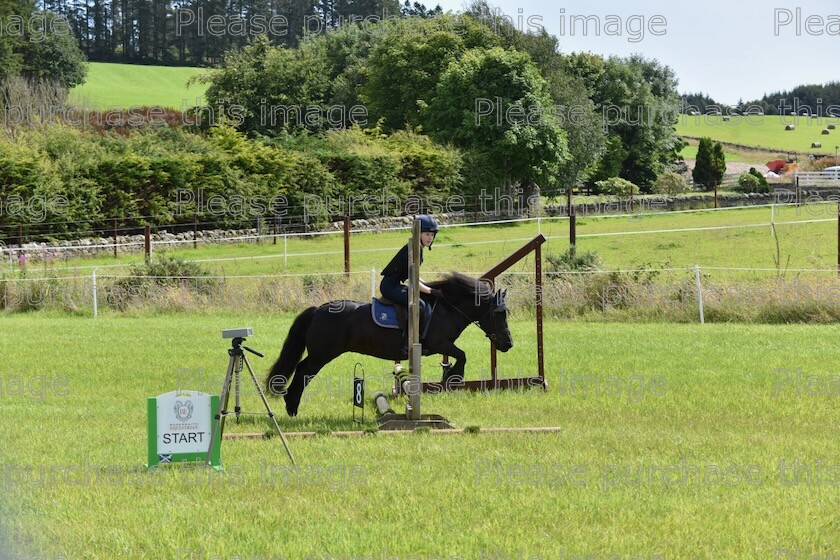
[{"left": 205, "top": 336, "right": 295, "bottom": 465}]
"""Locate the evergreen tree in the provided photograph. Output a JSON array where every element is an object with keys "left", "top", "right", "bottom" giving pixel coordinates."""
[
  {"left": 712, "top": 142, "right": 726, "bottom": 185},
  {"left": 692, "top": 137, "right": 714, "bottom": 188},
  {"left": 692, "top": 137, "right": 726, "bottom": 188}
]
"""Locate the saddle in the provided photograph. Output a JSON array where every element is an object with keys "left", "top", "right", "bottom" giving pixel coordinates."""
[{"left": 372, "top": 296, "right": 434, "bottom": 339}]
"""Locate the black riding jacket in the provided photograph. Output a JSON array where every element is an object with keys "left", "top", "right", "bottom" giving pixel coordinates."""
[{"left": 381, "top": 244, "right": 424, "bottom": 282}]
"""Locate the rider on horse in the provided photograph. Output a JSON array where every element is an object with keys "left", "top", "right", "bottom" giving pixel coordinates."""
[
  {"left": 380, "top": 214, "right": 444, "bottom": 360},
  {"left": 380, "top": 214, "right": 444, "bottom": 306}
]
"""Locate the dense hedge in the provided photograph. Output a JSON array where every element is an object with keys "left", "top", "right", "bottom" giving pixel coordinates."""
[{"left": 0, "top": 124, "right": 463, "bottom": 238}]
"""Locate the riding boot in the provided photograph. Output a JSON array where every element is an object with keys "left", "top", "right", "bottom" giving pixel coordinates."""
[{"left": 399, "top": 303, "right": 426, "bottom": 360}]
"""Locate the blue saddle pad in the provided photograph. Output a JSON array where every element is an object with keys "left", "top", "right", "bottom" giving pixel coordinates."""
[
  {"left": 372, "top": 298, "right": 400, "bottom": 329},
  {"left": 371, "top": 298, "right": 431, "bottom": 329}
]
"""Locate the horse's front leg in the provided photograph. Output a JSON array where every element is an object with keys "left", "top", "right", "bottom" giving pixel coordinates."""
[{"left": 435, "top": 341, "right": 466, "bottom": 384}]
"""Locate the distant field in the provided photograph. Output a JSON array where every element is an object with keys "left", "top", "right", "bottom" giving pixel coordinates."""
[
  {"left": 679, "top": 140, "right": 760, "bottom": 164},
  {"left": 69, "top": 62, "right": 210, "bottom": 109},
  {"left": 679, "top": 138, "right": 783, "bottom": 165},
  {"left": 676, "top": 114, "right": 840, "bottom": 154},
  {"left": 26, "top": 203, "right": 840, "bottom": 279}
]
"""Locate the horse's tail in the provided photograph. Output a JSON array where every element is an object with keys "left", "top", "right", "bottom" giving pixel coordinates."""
[{"left": 266, "top": 306, "right": 317, "bottom": 396}]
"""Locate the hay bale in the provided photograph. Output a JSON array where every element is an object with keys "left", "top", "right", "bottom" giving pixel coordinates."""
[
  {"left": 829, "top": 124, "right": 836, "bottom": 130},
  {"left": 812, "top": 142, "right": 822, "bottom": 148},
  {"left": 723, "top": 116, "right": 731, "bottom": 121},
  {"left": 785, "top": 125, "right": 795, "bottom": 131},
  {"left": 822, "top": 129, "right": 830, "bottom": 135}
]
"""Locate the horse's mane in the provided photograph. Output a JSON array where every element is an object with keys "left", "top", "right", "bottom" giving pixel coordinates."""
[{"left": 427, "top": 272, "right": 493, "bottom": 300}]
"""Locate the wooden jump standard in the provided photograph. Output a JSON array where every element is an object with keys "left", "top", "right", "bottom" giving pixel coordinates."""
[{"left": 396, "top": 233, "right": 547, "bottom": 394}]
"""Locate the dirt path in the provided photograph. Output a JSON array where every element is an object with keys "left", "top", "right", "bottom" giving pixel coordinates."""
[{"left": 685, "top": 159, "right": 766, "bottom": 178}]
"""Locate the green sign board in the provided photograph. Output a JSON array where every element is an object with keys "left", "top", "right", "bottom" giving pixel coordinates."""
[{"left": 146, "top": 390, "right": 221, "bottom": 469}]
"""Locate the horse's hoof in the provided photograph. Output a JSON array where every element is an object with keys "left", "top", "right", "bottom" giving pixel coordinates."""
[
  {"left": 284, "top": 396, "right": 299, "bottom": 417},
  {"left": 442, "top": 371, "right": 464, "bottom": 387}
]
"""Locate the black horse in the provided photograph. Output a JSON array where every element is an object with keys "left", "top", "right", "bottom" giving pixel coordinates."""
[{"left": 266, "top": 272, "right": 513, "bottom": 416}]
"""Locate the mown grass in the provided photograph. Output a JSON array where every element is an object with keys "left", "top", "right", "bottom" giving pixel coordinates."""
[
  {"left": 16, "top": 202, "right": 840, "bottom": 280},
  {"left": 0, "top": 314, "right": 838, "bottom": 558},
  {"left": 676, "top": 114, "right": 840, "bottom": 154},
  {"left": 68, "top": 62, "right": 210, "bottom": 110}
]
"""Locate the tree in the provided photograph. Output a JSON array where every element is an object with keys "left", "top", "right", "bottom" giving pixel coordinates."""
[
  {"left": 41, "top": 0, "right": 412, "bottom": 65},
  {"left": 202, "top": 36, "right": 331, "bottom": 134},
  {"left": 360, "top": 14, "right": 506, "bottom": 131},
  {"left": 549, "top": 76, "right": 605, "bottom": 198},
  {"left": 498, "top": 30, "right": 605, "bottom": 198},
  {"left": 712, "top": 142, "right": 726, "bottom": 185},
  {"left": 0, "top": 2, "right": 87, "bottom": 91},
  {"left": 692, "top": 137, "right": 725, "bottom": 188},
  {"left": 0, "top": 0, "right": 28, "bottom": 80},
  {"left": 20, "top": 11, "right": 88, "bottom": 89},
  {"left": 692, "top": 137, "right": 713, "bottom": 187},
  {"left": 362, "top": 23, "right": 466, "bottom": 131},
  {"left": 399, "top": 0, "right": 442, "bottom": 17},
  {"left": 426, "top": 47, "right": 567, "bottom": 193},
  {"left": 566, "top": 52, "right": 682, "bottom": 192}
]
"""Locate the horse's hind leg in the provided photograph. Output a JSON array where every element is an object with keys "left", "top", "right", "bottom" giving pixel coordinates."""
[
  {"left": 283, "top": 357, "right": 312, "bottom": 416},
  {"left": 284, "top": 355, "right": 334, "bottom": 417}
]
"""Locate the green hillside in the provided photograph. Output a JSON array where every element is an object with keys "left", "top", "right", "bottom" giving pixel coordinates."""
[
  {"left": 675, "top": 114, "right": 839, "bottom": 154},
  {"left": 69, "top": 62, "right": 210, "bottom": 109}
]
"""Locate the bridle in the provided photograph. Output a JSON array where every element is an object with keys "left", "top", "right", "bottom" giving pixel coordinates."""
[{"left": 436, "top": 291, "right": 507, "bottom": 343}]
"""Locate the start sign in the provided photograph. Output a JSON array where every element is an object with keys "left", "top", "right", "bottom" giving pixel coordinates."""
[{"left": 146, "top": 390, "right": 221, "bottom": 469}]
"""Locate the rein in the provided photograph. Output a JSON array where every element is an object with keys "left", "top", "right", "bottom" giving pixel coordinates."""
[{"left": 434, "top": 293, "right": 499, "bottom": 342}]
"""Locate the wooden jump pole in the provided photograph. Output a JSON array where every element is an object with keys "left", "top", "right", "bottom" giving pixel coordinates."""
[
  {"left": 378, "top": 219, "right": 452, "bottom": 430},
  {"left": 428, "top": 234, "right": 547, "bottom": 393},
  {"left": 344, "top": 216, "right": 351, "bottom": 277},
  {"left": 407, "top": 219, "right": 422, "bottom": 420}
]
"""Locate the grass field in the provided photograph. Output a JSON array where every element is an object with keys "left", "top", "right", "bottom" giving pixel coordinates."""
[
  {"left": 19, "top": 202, "right": 840, "bottom": 280},
  {"left": 69, "top": 62, "right": 210, "bottom": 110},
  {"left": 0, "top": 314, "right": 838, "bottom": 558},
  {"left": 676, "top": 114, "right": 840, "bottom": 155},
  {"left": 679, "top": 138, "right": 785, "bottom": 165}
]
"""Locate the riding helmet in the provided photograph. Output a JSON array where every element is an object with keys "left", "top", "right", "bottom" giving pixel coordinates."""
[
  {"left": 417, "top": 214, "right": 438, "bottom": 233},
  {"left": 416, "top": 214, "right": 438, "bottom": 250}
]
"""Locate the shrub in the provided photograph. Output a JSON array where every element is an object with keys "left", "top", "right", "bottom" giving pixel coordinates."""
[
  {"left": 108, "top": 255, "right": 219, "bottom": 310},
  {"left": 653, "top": 171, "right": 689, "bottom": 195},
  {"left": 1, "top": 122, "right": 466, "bottom": 239},
  {"left": 748, "top": 167, "right": 768, "bottom": 186},
  {"left": 594, "top": 177, "right": 639, "bottom": 197},
  {"left": 546, "top": 248, "right": 602, "bottom": 273},
  {"left": 0, "top": 273, "right": 64, "bottom": 312},
  {"left": 386, "top": 130, "right": 463, "bottom": 199},
  {"left": 737, "top": 173, "right": 771, "bottom": 193}
]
